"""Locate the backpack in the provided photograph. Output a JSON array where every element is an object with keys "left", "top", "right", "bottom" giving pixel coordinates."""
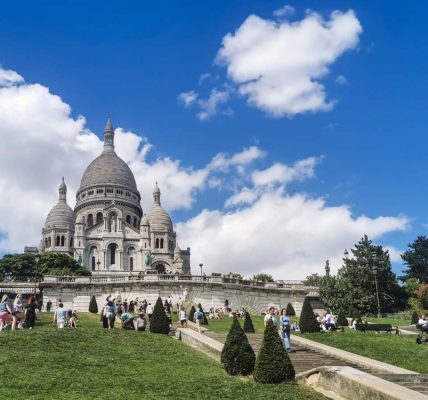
[{"left": 196, "top": 311, "right": 203, "bottom": 320}]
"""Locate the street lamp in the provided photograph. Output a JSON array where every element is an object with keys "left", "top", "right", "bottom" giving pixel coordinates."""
[
  {"left": 199, "top": 263, "right": 203, "bottom": 276},
  {"left": 34, "top": 255, "right": 40, "bottom": 295},
  {"left": 373, "top": 266, "right": 381, "bottom": 318},
  {"left": 96, "top": 259, "right": 101, "bottom": 274}
]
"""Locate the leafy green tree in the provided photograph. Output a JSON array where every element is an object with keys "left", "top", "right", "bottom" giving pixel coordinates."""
[
  {"left": 253, "top": 320, "right": 295, "bottom": 383},
  {"left": 89, "top": 295, "right": 98, "bottom": 313},
  {"left": 252, "top": 273, "right": 274, "bottom": 282},
  {"left": 303, "top": 273, "right": 323, "bottom": 287},
  {"left": 243, "top": 310, "right": 255, "bottom": 333},
  {"left": 286, "top": 303, "right": 296, "bottom": 316},
  {"left": 221, "top": 318, "right": 255, "bottom": 376},
  {"left": 401, "top": 236, "right": 428, "bottom": 283},
  {"left": 336, "top": 310, "right": 348, "bottom": 327},
  {"left": 149, "top": 297, "right": 170, "bottom": 335},
  {"left": 197, "top": 303, "right": 209, "bottom": 325},
  {"left": 299, "top": 297, "right": 320, "bottom": 333},
  {"left": 411, "top": 310, "right": 419, "bottom": 325}
]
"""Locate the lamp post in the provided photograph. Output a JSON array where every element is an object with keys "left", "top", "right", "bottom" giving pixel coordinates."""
[
  {"left": 97, "top": 259, "right": 101, "bottom": 274},
  {"left": 199, "top": 263, "right": 203, "bottom": 276},
  {"left": 34, "top": 255, "right": 40, "bottom": 295},
  {"left": 373, "top": 266, "right": 382, "bottom": 318}
]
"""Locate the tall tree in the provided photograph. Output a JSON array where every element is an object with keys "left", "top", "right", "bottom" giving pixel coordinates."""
[
  {"left": 303, "top": 273, "right": 322, "bottom": 287},
  {"left": 401, "top": 236, "right": 428, "bottom": 283},
  {"left": 252, "top": 273, "right": 274, "bottom": 282}
]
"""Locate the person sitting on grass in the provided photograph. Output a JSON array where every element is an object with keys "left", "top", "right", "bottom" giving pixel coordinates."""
[
  {"left": 53, "top": 302, "right": 68, "bottom": 329},
  {"left": 69, "top": 310, "right": 79, "bottom": 328},
  {"left": 120, "top": 312, "right": 135, "bottom": 330},
  {"left": 323, "top": 310, "right": 336, "bottom": 331},
  {"left": 419, "top": 315, "right": 428, "bottom": 332},
  {"left": 135, "top": 313, "right": 146, "bottom": 331}
]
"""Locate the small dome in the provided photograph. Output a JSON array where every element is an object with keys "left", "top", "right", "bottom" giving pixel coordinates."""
[
  {"left": 146, "top": 204, "right": 173, "bottom": 232},
  {"left": 45, "top": 201, "right": 75, "bottom": 229},
  {"left": 174, "top": 244, "right": 181, "bottom": 254},
  {"left": 140, "top": 214, "right": 150, "bottom": 226}
]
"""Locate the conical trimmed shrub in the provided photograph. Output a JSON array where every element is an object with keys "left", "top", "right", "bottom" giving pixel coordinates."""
[
  {"left": 149, "top": 297, "right": 170, "bottom": 334},
  {"left": 336, "top": 310, "right": 348, "bottom": 327},
  {"left": 188, "top": 305, "right": 196, "bottom": 321},
  {"left": 243, "top": 310, "right": 255, "bottom": 333},
  {"left": 254, "top": 320, "right": 295, "bottom": 383},
  {"left": 221, "top": 317, "right": 255, "bottom": 376},
  {"left": 299, "top": 297, "right": 320, "bottom": 333},
  {"left": 411, "top": 311, "right": 419, "bottom": 325},
  {"left": 286, "top": 303, "right": 296, "bottom": 316},
  {"left": 198, "top": 302, "right": 209, "bottom": 325},
  {"left": 89, "top": 295, "right": 98, "bottom": 313}
]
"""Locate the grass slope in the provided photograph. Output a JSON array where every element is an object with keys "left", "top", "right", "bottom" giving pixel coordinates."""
[
  {"left": 0, "top": 313, "right": 323, "bottom": 400},
  {"left": 298, "top": 329, "right": 428, "bottom": 374}
]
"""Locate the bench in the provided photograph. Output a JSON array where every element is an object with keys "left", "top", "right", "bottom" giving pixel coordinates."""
[{"left": 355, "top": 323, "right": 397, "bottom": 333}]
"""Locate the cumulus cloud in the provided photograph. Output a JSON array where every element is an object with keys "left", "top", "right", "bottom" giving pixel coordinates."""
[
  {"left": 0, "top": 68, "right": 24, "bottom": 87},
  {"left": 196, "top": 89, "right": 230, "bottom": 121},
  {"left": 216, "top": 9, "right": 362, "bottom": 117},
  {"left": 273, "top": 5, "right": 295, "bottom": 18},
  {"left": 177, "top": 90, "right": 198, "bottom": 107},
  {"left": 177, "top": 191, "right": 409, "bottom": 280}
]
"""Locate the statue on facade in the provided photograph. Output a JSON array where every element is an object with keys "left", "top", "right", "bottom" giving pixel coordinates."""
[
  {"left": 144, "top": 251, "right": 152, "bottom": 268},
  {"left": 183, "top": 287, "right": 188, "bottom": 302}
]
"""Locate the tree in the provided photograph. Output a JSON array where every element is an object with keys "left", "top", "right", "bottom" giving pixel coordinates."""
[
  {"left": 188, "top": 305, "right": 196, "bottom": 321},
  {"left": 149, "top": 297, "right": 170, "bottom": 335},
  {"left": 253, "top": 320, "right": 295, "bottom": 384},
  {"left": 401, "top": 236, "right": 428, "bottom": 283},
  {"left": 336, "top": 310, "right": 348, "bottom": 327},
  {"left": 352, "top": 309, "right": 362, "bottom": 324},
  {"left": 286, "top": 303, "right": 296, "bottom": 316},
  {"left": 303, "top": 273, "right": 323, "bottom": 287},
  {"left": 220, "top": 317, "right": 255, "bottom": 376},
  {"left": 243, "top": 310, "right": 255, "bottom": 333},
  {"left": 252, "top": 273, "right": 274, "bottom": 282},
  {"left": 89, "top": 295, "right": 98, "bottom": 313},
  {"left": 411, "top": 310, "right": 419, "bottom": 325},
  {"left": 197, "top": 303, "right": 209, "bottom": 325},
  {"left": 299, "top": 297, "right": 320, "bottom": 333}
]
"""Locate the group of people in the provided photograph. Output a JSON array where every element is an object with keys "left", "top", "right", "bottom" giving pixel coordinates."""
[
  {"left": 52, "top": 303, "right": 79, "bottom": 329},
  {"left": 264, "top": 306, "right": 293, "bottom": 352},
  {"left": 0, "top": 294, "right": 38, "bottom": 331},
  {"left": 315, "top": 310, "right": 338, "bottom": 331}
]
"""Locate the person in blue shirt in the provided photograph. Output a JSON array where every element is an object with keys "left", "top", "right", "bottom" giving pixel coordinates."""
[{"left": 279, "top": 308, "right": 291, "bottom": 352}]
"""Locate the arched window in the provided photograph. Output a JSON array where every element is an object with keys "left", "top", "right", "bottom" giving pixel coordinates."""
[
  {"left": 48, "top": 237, "right": 51, "bottom": 247},
  {"left": 87, "top": 214, "right": 94, "bottom": 227},
  {"left": 155, "top": 238, "right": 159, "bottom": 248},
  {"left": 160, "top": 238, "right": 164, "bottom": 249},
  {"left": 91, "top": 256, "right": 96, "bottom": 271},
  {"left": 126, "top": 215, "right": 131, "bottom": 224},
  {"left": 130, "top": 257, "right": 133, "bottom": 271},
  {"left": 96, "top": 212, "right": 103, "bottom": 224},
  {"left": 56, "top": 236, "right": 60, "bottom": 246},
  {"left": 133, "top": 217, "right": 137, "bottom": 227},
  {"left": 108, "top": 243, "right": 117, "bottom": 265},
  {"left": 45, "top": 238, "right": 48, "bottom": 248},
  {"left": 61, "top": 236, "right": 65, "bottom": 247},
  {"left": 70, "top": 237, "right": 74, "bottom": 247}
]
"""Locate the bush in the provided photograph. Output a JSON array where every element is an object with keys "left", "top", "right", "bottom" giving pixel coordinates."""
[
  {"left": 198, "top": 303, "right": 209, "bottom": 325},
  {"left": 89, "top": 295, "right": 98, "bottom": 313},
  {"left": 352, "top": 309, "right": 362, "bottom": 324},
  {"left": 253, "top": 320, "right": 295, "bottom": 383},
  {"left": 411, "top": 310, "right": 419, "bottom": 325},
  {"left": 299, "top": 297, "right": 320, "bottom": 333},
  {"left": 221, "top": 317, "right": 255, "bottom": 376},
  {"left": 336, "top": 310, "right": 348, "bottom": 327},
  {"left": 188, "top": 305, "right": 196, "bottom": 321},
  {"left": 286, "top": 303, "right": 296, "bottom": 316},
  {"left": 149, "top": 297, "right": 170, "bottom": 335},
  {"left": 243, "top": 310, "right": 255, "bottom": 333}
]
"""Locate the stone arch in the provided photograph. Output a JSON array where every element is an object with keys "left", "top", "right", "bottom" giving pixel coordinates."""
[
  {"left": 96, "top": 212, "right": 103, "bottom": 224},
  {"left": 107, "top": 242, "right": 118, "bottom": 268},
  {"left": 87, "top": 214, "right": 94, "bottom": 227}
]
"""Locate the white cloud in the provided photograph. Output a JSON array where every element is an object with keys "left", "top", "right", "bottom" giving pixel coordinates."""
[
  {"left": 216, "top": 9, "right": 362, "bottom": 117},
  {"left": 177, "top": 90, "right": 198, "bottom": 107},
  {"left": 336, "top": 74, "right": 348, "bottom": 85},
  {"left": 0, "top": 68, "right": 24, "bottom": 87},
  {"left": 177, "top": 191, "right": 409, "bottom": 280},
  {"left": 196, "top": 89, "right": 230, "bottom": 120},
  {"left": 199, "top": 73, "right": 211, "bottom": 85},
  {"left": 208, "top": 146, "right": 266, "bottom": 172},
  {"left": 273, "top": 5, "right": 295, "bottom": 18}
]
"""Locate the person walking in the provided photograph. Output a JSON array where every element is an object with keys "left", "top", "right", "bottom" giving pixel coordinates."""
[
  {"left": 12, "top": 294, "right": 25, "bottom": 331},
  {"left": 24, "top": 296, "right": 38, "bottom": 329},
  {"left": 104, "top": 300, "right": 116, "bottom": 329},
  {"left": 146, "top": 303, "right": 153, "bottom": 320},
  {"left": 0, "top": 295, "right": 12, "bottom": 332},
  {"left": 280, "top": 308, "right": 291, "bottom": 352},
  {"left": 264, "top": 306, "right": 277, "bottom": 326},
  {"left": 53, "top": 302, "right": 68, "bottom": 329},
  {"left": 46, "top": 300, "right": 52, "bottom": 312},
  {"left": 179, "top": 308, "right": 187, "bottom": 328},
  {"left": 194, "top": 307, "right": 203, "bottom": 333}
]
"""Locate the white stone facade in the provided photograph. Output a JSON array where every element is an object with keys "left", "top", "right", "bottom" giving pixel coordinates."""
[{"left": 40, "top": 120, "right": 191, "bottom": 274}]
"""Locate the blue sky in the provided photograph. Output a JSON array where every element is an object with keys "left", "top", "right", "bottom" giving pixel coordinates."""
[{"left": 0, "top": 1, "right": 426, "bottom": 279}]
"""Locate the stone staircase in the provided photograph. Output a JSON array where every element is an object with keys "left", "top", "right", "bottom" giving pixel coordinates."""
[
  {"left": 236, "top": 303, "right": 259, "bottom": 315},
  {"left": 373, "top": 374, "right": 428, "bottom": 395}
]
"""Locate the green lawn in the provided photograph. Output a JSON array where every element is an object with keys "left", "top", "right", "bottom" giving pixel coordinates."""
[
  {"left": 364, "top": 317, "right": 413, "bottom": 326},
  {"left": 0, "top": 313, "right": 324, "bottom": 400},
  {"left": 297, "top": 329, "right": 428, "bottom": 374}
]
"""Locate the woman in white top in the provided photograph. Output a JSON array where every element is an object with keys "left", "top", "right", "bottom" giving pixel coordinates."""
[{"left": 12, "top": 294, "right": 24, "bottom": 331}]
